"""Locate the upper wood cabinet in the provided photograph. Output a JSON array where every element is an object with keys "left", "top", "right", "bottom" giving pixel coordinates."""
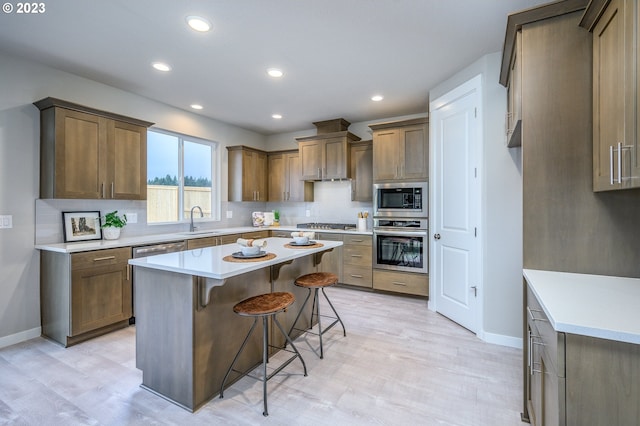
[
  {"left": 267, "top": 150, "right": 314, "bottom": 202},
  {"left": 369, "top": 117, "right": 429, "bottom": 182},
  {"left": 581, "top": 0, "right": 640, "bottom": 191},
  {"left": 350, "top": 140, "right": 373, "bottom": 201},
  {"left": 227, "top": 146, "right": 268, "bottom": 201},
  {"left": 296, "top": 131, "right": 361, "bottom": 180},
  {"left": 34, "top": 98, "right": 152, "bottom": 200}
]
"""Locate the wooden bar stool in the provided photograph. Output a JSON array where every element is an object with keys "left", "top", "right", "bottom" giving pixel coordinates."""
[
  {"left": 288, "top": 272, "right": 346, "bottom": 359},
  {"left": 220, "top": 291, "right": 307, "bottom": 417}
]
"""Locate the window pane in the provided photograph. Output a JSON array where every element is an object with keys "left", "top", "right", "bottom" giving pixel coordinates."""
[
  {"left": 184, "top": 140, "right": 212, "bottom": 219},
  {"left": 147, "top": 131, "right": 179, "bottom": 223}
]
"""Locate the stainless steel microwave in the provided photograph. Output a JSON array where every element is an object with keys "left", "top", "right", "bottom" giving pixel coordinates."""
[{"left": 373, "top": 182, "right": 428, "bottom": 218}]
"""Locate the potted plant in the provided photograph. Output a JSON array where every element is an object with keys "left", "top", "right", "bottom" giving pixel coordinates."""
[{"left": 101, "top": 210, "right": 127, "bottom": 240}]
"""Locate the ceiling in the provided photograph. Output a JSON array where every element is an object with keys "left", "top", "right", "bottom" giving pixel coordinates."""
[{"left": 0, "top": 0, "right": 548, "bottom": 135}]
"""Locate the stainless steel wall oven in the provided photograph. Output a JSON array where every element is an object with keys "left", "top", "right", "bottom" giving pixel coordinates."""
[{"left": 373, "top": 218, "right": 428, "bottom": 274}]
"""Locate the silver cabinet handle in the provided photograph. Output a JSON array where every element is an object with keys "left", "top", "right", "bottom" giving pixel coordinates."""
[
  {"left": 111, "top": 182, "right": 114, "bottom": 198},
  {"left": 391, "top": 281, "right": 407, "bottom": 286},
  {"left": 101, "top": 183, "right": 105, "bottom": 198},
  {"left": 93, "top": 256, "right": 116, "bottom": 262},
  {"left": 350, "top": 274, "right": 363, "bottom": 278},
  {"left": 617, "top": 142, "right": 622, "bottom": 184},
  {"left": 527, "top": 306, "right": 548, "bottom": 322},
  {"left": 317, "top": 168, "right": 321, "bottom": 179},
  {"left": 610, "top": 145, "right": 614, "bottom": 185},
  {"left": 351, "top": 254, "right": 363, "bottom": 258}
]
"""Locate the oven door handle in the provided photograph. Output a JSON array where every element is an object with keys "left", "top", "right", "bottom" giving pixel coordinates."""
[{"left": 374, "top": 229, "right": 428, "bottom": 237}]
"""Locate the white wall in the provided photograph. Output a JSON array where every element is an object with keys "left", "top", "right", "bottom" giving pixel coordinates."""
[
  {"left": 429, "top": 52, "right": 524, "bottom": 346},
  {"left": 0, "top": 51, "right": 268, "bottom": 346}
]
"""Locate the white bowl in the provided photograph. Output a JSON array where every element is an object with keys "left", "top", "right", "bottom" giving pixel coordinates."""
[
  {"left": 293, "top": 236, "right": 309, "bottom": 245},
  {"left": 241, "top": 246, "right": 261, "bottom": 255}
]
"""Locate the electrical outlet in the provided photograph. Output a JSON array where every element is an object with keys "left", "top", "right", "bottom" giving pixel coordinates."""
[
  {"left": 126, "top": 213, "right": 137, "bottom": 223},
  {"left": 0, "top": 215, "right": 12, "bottom": 229},
  {"left": 226, "top": 210, "right": 233, "bottom": 219},
  {"left": 305, "top": 210, "right": 311, "bottom": 217}
]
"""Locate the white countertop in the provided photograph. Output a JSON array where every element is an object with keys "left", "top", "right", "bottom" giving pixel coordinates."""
[
  {"left": 129, "top": 237, "right": 343, "bottom": 279},
  {"left": 35, "top": 225, "right": 371, "bottom": 253},
  {"left": 524, "top": 269, "right": 640, "bottom": 345}
]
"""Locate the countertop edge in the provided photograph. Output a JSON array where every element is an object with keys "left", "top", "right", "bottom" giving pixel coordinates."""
[{"left": 523, "top": 269, "right": 640, "bottom": 345}]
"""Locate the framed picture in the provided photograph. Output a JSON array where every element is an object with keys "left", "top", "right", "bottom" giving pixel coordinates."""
[{"left": 62, "top": 211, "right": 102, "bottom": 242}]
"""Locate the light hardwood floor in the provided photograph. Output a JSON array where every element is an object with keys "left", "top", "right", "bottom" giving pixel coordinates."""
[{"left": 0, "top": 286, "right": 523, "bottom": 425}]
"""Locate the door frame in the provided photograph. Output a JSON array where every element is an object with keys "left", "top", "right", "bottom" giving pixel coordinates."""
[{"left": 428, "top": 74, "right": 483, "bottom": 335}]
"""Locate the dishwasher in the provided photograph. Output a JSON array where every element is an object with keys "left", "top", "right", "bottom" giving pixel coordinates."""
[{"left": 131, "top": 240, "right": 187, "bottom": 322}]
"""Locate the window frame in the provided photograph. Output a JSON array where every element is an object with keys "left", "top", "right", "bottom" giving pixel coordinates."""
[{"left": 146, "top": 128, "right": 220, "bottom": 225}]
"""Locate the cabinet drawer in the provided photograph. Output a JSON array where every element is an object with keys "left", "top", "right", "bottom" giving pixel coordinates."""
[
  {"left": 373, "top": 269, "right": 428, "bottom": 296},
  {"left": 343, "top": 234, "right": 372, "bottom": 246},
  {"left": 527, "top": 286, "right": 565, "bottom": 377},
  {"left": 316, "top": 233, "right": 344, "bottom": 242},
  {"left": 343, "top": 265, "right": 372, "bottom": 288},
  {"left": 72, "top": 247, "right": 131, "bottom": 269},
  {"left": 343, "top": 245, "right": 372, "bottom": 267},
  {"left": 242, "top": 230, "right": 269, "bottom": 239},
  {"left": 270, "top": 230, "right": 291, "bottom": 238},
  {"left": 187, "top": 237, "right": 217, "bottom": 249},
  {"left": 219, "top": 233, "right": 241, "bottom": 245}
]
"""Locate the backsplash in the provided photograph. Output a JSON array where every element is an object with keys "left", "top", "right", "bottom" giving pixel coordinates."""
[{"left": 35, "top": 181, "right": 373, "bottom": 244}]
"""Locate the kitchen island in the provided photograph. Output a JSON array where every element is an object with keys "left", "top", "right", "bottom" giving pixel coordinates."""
[{"left": 128, "top": 237, "right": 342, "bottom": 412}]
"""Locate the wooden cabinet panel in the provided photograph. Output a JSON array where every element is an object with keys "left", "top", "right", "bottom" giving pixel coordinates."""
[
  {"left": 227, "top": 146, "right": 268, "bottom": 201},
  {"left": 109, "top": 120, "right": 147, "bottom": 200},
  {"left": 342, "top": 265, "right": 372, "bottom": 288},
  {"left": 296, "top": 132, "right": 360, "bottom": 180},
  {"left": 586, "top": 0, "right": 639, "bottom": 191},
  {"left": 370, "top": 118, "right": 428, "bottom": 182},
  {"left": 371, "top": 129, "right": 399, "bottom": 181},
  {"left": 34, "top": 97, "right": 152, "bottom": 200},
  {"left": 268, "top": 150, "right": 313, "bottom": 202},
  {"left": 70, "top": 247, "right": 132, "bottom": 337},
  {"left": 350, "top": 141, "right": 373, "bottom": 201},
  {"left": 342, "top": 234, "right": 372, "bottom": 288},
  {"left": 373, "top": 269, "right": 428, "bottom": 296},
  {"left": 315, "top": 233, "right": 343, "bottom": 279},
  {"left": 187, "top": 237, "right": 218, "bottom": 249}
]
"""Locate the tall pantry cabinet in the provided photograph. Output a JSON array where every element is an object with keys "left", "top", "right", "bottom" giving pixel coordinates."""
[{"left": 501, "top": 0, "right": 640, "bottom": 424}]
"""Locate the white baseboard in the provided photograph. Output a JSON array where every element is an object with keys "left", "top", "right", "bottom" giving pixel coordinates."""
[
  {"left": 0, "top": 327, "right": 41, "bottom": 349},
  {"left": 480, "top": 330, "right": 523, "bottom": 349}
]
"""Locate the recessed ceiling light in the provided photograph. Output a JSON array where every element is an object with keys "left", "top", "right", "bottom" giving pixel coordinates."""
[
  {"left": 267, "top": 68, "right": 284, "bottom": 78},
  {"left": 191, "top": 104, "right": 203, "bottom": 110},
  {"left": 272, "top": 114, "right": 283, "bottom": 119},
  {"left": 186, "top": 16, "right": 211, "bottom": 32},
  {"left": 371, "top": 95, "right": 384, "bottom": 102},
  {"left": 152, "top": 62, "right": 172, "bottom": 72}
]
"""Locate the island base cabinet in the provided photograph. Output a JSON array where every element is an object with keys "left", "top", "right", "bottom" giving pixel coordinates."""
[{"left": 135, "top": 267, "right": 271, "bottom": 412}]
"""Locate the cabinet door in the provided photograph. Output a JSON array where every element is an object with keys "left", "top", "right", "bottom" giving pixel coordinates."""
[
  {"left": 323, "top": 137, "right": 348, "bottom": 179},
  {"left": 592, "top": 0, "right": 638, "bottom": 191},
  {"left": 54, "top": 108, "right": 108, "bottom": 198},
  {"left": 400, "top": 124, "right": 429, "bottom": 180},
  {"left": 350, "top": 142, "right": 373, "bottom": 201},
  {"left": 286, "top": 152, "right": 314, "bottom": 201},
  {"left": 241, "top": 150, "right": 256, "bottom": 201},
  {"left": 71, "top": 249, "right": 132, "bottom": 336},
  {"left": 268, "top": 153, "right": 286, "bottom": 202},
  {"left": 373, "top": 129, "right": 400, "bottom": 181},
  {"left": 108, "top": 120, "right": 147, "bottom": 200},
  {"left": 299, "top": 140, "right": 323, "bottom": 180},
  {"left": 255, "top": 151, "right": 268, "bottom": 201}
]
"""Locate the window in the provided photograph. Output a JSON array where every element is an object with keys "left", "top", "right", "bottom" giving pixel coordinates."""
[{"left": 146, "top": 129, "right": 219, "bottom": 224}]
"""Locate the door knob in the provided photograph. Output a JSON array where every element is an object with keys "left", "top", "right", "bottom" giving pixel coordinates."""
[{"left": 434, "top": 233, "right": 441, "bottom": 240}]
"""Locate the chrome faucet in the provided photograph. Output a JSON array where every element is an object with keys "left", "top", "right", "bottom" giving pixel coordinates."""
[{"left": 189, "top": 205, "right": 203, "bottom": 232}]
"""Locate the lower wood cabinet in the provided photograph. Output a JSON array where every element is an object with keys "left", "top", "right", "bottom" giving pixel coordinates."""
[
  {"left": 314, "top": 232, "right": 344, "bottom": 280},
  {"left": 524, "top": 281, "right": 640, "bottom": 425},
  {"left": 41, "top": 247, "right": 132, "bottom": 347},
  {"left": 373, "top": 269, "right": 428, "bottom": 296},
  {"left": 342, "top": 234, "right": 372, "bottom": 288}
]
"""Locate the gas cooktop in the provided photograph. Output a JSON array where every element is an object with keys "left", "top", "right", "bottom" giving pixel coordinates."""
[{"left": 297, "top": 222, "right": 357, "bottom": 230}]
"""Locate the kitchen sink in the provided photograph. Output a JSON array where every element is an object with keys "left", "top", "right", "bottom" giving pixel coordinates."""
[{"left": 178, "top": 230, "right": 221, "bottom": 236}]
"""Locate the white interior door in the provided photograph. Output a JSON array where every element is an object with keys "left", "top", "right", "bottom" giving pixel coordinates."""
[{"left": 430, "top": 75, "right": 481, "bottom": 333}]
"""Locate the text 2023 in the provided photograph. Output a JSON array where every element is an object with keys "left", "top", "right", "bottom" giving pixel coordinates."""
[{"left": 17, "top": 2, "right": 45, "bottom": 13}]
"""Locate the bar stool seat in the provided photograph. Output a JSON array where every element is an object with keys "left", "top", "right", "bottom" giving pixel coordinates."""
[
  {"left": 288, "top": 272, "right": 346, "bottom": 359},
  {"left": 220, "top": 291, "right": 307, "bottom": 417}
]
